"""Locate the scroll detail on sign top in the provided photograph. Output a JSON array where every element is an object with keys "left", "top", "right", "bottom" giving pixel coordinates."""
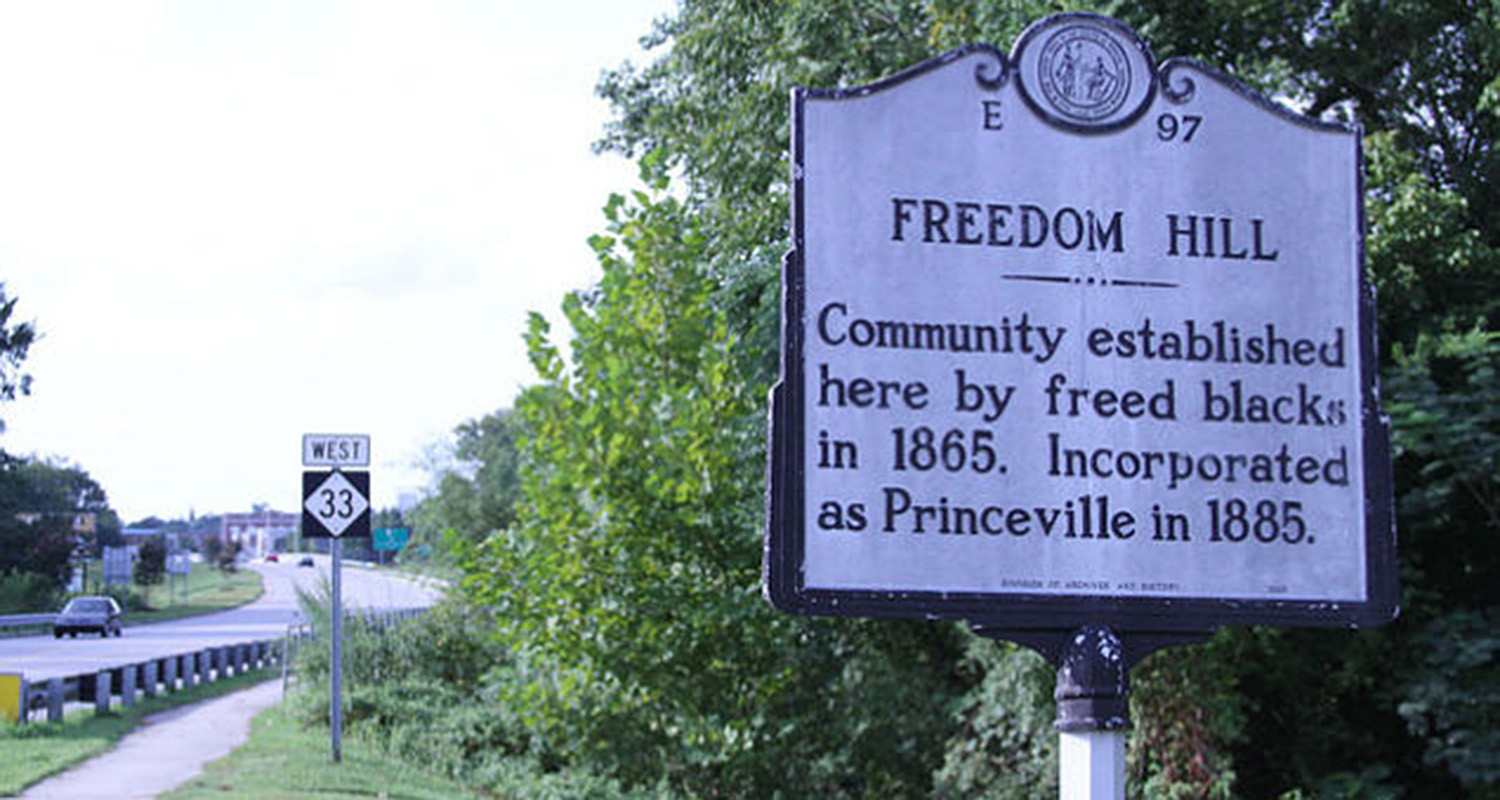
[{"left": 764, "top": 12, "right": 1397, "bottom": 632}]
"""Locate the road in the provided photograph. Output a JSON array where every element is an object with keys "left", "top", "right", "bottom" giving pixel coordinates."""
[{"left": 0, "top": 555, "right": 440, "bottom": 682}]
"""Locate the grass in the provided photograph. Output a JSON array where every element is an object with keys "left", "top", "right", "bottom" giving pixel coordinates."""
[
  {"left": 0, "top": 669, "right": 282, "bottom": 796},
  {"left": 129, "top": 564, "right": 264, "bottom": 626},
  {"left": 161, "top": 695, "right": 477, "bottom": 800},
  {"left": 2, "top": 568, "right": 469, "bottom": 798},
  {"left": 2, "top": 563, "right": 265, "bottom": 638},
  {"left": 0, "top": 565, "right": 269, "bottom": 794}
]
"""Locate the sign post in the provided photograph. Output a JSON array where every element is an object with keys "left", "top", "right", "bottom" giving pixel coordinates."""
[
  {"left": 301, "top": 434, "right": 371, "bottom": 764},
  {"left": 765, "top": 13, "right": 1397, "bottom": 798},
  {"left": 166, "top": 552, "right": 191, "bottom": 606}
]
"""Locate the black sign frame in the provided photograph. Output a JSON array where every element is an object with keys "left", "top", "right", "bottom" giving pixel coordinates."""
[
  {"left": 301, "top": 469, "right": 372, "bottom": 539},
  {"left": 763, "top": 17, "right": 1398, "bottom": 634}
]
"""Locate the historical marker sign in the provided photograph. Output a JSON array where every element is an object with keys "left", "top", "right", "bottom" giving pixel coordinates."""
[
  {"left": 302, "top": 470, "right": 371, "bottom": 538},
  {"left": 765, "top": 13, "right": 1397, "bottom": 631}
]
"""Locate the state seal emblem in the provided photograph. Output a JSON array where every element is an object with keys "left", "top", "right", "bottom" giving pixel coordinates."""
[
  {"left": 1012, "top": 12, "right": 1157, "bottom": 132},
  {"left": 1037, "top": 25, "right": 1130, "bottom": 123}
]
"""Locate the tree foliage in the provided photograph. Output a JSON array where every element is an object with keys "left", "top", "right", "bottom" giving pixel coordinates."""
[
  {"left": 409, "top": 408, "right": 522, "bottom": 552},
  {"left": 134, "top": 534, "right": 167, "bottom": 589},
  {"left": 0, "top": 287, "right": 124, "bottom": 608},
  {"left": 0, "top": 284, "right": 35, "bottom": 424},
  {"left": 406, "top": 1, "right": 1500, "bottom": 797},
  {"left": 0, "top": 458, "right": 119, "bottom": 601},
  {"left": 457, "top": 159, "right": 967, "bottom": 797}
]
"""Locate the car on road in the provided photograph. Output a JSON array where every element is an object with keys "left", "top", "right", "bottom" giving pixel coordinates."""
[
  {"left": 264, "top": 553, "right": 280, "bottom": 563},
  {"left": 298, "top": 555, "right": 315, "bottom": 568},
  {"left": 53, "top": 595, "right": 123, "bottom": 638}
]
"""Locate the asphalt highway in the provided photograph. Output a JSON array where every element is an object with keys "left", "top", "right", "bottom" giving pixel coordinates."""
[{"left": 0, "top": 555, "right": 440, "bottom": 682}]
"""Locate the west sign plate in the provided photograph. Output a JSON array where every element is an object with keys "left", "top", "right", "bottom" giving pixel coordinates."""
[
  {"left": 302, "top": 434, "right": 371, "bottom": 468},
  {"left": 764, "top": 13, "right": 1397, "bottom": 632}
]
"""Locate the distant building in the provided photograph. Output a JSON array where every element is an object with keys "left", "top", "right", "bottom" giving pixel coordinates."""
[{"left": 221, "top": 510, "right": 298, "bottom": 558}]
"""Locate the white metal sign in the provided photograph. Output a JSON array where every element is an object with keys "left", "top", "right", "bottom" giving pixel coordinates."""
[
  {"left": 766, "top": 13, "right": 1396, "bottom": 630},
  {"left": 167, "top": 552, "right": 192, "bottom": 576},
  {"left": 302, "top": 434, "right": 371, "bottom": 468},
  {"left": 102, "top": 546, "right": 133, "bottom": 585}
]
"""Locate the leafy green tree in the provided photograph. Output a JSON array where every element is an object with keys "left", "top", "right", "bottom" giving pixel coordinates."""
[
  {"left": 591, "top": 2, "right": 1500, "bottom": 798},
  {"left": 0, "top": 513, "right": 73, "bottom": 591},
  {"left": 0, "top": 458, "right": 118, "bottom": 595},
  {"left": 0, "top": 284, "right": 35, "bottom": 431},
  {"left": 1114, "top": 5, "right": 1499, "bottom": 797},
  {"left": 133, "top": 534, "right": 167, "bottom": 604},
  {"left": 203, "top": 535, "right": 239, "bottom": 572},
  {"left": 409, "top": 409, "right": 522, "bottom": 553},
  {"left": 4, "top": 459, "right": 120, "bottom": 548},
  {"left": 459, "top": 161, "right": 967, "bottom": 797}
]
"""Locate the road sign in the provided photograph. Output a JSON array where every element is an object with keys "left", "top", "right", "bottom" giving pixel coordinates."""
[
  {"left": 302, "top": 434, "right": 371, "bottom": 468},
  {"left": 301, "top": 470, "right": 371, "bottom": 538},
  {"left": 167, "top": 552, "right": 192, "bottom": 576},
  {"left": 764, "top": 13, "right": 1396, "bottom": 632},
  {"left": 373, "top": 526, "right": 410, "bottom": 552},
  {"left": 102, "top": 546, "right": 132, "bottom": 586}
]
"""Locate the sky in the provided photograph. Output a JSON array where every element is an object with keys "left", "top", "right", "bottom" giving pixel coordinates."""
[{"left": 0, "top": 0, "right": 673, "bottom": 523}]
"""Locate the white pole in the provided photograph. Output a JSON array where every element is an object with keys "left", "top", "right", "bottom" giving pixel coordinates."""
[
  {"left": 1059, "top": 730, "right": 1126, "bottom": 800},
  {"left": 1054, "top": 627, "right": 1130, "bottom": 800}
]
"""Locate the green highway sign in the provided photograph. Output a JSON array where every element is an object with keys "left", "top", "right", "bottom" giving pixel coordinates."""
[{"left": 373, "top": 526, "right": 410, "bottom": 552}]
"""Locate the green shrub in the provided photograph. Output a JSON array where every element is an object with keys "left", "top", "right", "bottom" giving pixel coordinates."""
[
  {"left": 934, "top": 636, "right": 1057, "bottom": 800},
  {"left": 0, "top": 570, "right": 60, "bottom": 613},
  {"left": 102, "top": 586, "right": 147, "bottom": 613}
]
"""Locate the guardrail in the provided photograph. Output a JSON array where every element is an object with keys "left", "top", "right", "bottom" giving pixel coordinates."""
[
  {"left": 0, "top": 613, "right": 56, "bottom": 631},
  {"left": 13, "top": 638, "right": 294, "bottom": 723},
  {"left": 10, "top": 606, "right": 426, "bottom": 724}
]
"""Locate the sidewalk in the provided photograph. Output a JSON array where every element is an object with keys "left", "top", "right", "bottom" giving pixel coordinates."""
[{"left": 19, "top": 680, "right": 283, "bottom": 799}]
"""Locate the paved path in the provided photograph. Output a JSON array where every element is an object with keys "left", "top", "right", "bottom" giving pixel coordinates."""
[{"left": 19, "top": 680, "right": 283, "bottom": 799}]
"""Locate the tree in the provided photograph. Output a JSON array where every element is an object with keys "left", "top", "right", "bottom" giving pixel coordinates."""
[
  {"left": 1117, "top": 5, "right": 1500, "bottom": 797},
  {"left": 590, "top": 2, "right": 1499, "bottom": 798},
  {"left": 409, "top": 409, "right": 522, "bottom": 553},
  {"left": 203, "top": 535, "right": 240, "bottom": 572},
  {"left": 0, "top": 284, "right": 35, "bottom": 433},
  {"left": 460, "top": 161, "right": 967, "bottom": 797},
  {"left": 134, "top": 535, "right": 167, "bottom": 605},
  {"left": 0, "top": 458, "right": 118, "bottom": 591},
  {"left": 0, "top": 513, "right": 73, "bottom": 591}
]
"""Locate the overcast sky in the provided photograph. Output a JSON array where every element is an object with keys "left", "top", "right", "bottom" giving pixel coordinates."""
[{"left": 0, "top": 0, "right": 672, "bottom": 523}]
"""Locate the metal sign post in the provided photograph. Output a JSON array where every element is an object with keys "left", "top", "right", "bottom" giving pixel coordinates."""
[
  {"left": 764, "top": 13, "right": 1398, "bottom": 797},
  {"left": 330, "top": 535, "right": 343, "bottom": 762},
  {"left": 167, "top": 552, "right": 191, "bottom": 607},
  {"left": 301, "top": 434, "right": 371, "bottom": 765}
]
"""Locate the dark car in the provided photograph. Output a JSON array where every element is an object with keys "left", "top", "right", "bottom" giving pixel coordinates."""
[
  {"left": 298, "top": 555, "right": 315, "bottom": 568},
  {"left": 53, "top": 595, "right": 123, "bottom": 638}
]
